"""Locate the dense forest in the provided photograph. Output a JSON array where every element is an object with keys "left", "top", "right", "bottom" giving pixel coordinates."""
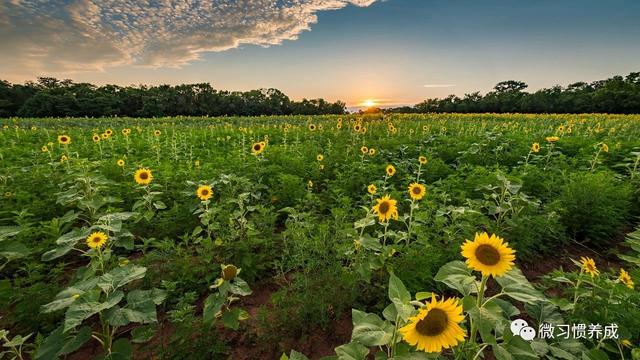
[
  {"left": 0, "top": 77, "right": 346, "bottom": 117},
  {"left": 387, "top": 72, "right": 640, "bottom": 114},
  {"left": 1, "top": 72, "right": 639, "bottom": 117}
]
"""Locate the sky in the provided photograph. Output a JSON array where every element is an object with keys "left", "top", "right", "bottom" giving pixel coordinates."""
[{"left": 1, "top": 0, "right": 639, "bottom": 108}]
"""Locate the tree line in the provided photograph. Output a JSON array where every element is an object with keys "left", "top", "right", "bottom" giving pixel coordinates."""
[
  {"left": 387, "top": 72, "right": 640, "bottom": 114},
  {"left": 0, "top": 77, "right": 347, "bottom": 117},
  {"left": 2, "top": 72, "right": 639, "bottom": 117}
]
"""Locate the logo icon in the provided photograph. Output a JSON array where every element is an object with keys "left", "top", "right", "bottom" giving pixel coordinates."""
[{"left": 510, "top": 319, "right": 536, "bottom": 341}]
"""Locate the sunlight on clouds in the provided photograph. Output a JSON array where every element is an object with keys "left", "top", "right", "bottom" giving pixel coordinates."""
[{"left": 0, "top": 0, "right": 378, "bottom": 78}]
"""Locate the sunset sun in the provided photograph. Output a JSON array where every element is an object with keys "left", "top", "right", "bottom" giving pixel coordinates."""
[{"left": 363, "top": 99, "right": 377, "bottom": 108}]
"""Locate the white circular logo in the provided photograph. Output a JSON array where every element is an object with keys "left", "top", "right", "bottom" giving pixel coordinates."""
[{"left": 510, "top": 319, "right": 536, "bottom": 341}]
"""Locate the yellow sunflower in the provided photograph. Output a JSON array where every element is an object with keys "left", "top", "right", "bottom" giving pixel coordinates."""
[
  {"left": 461, "top": 232, "right": 516, "bottom": 277},
  {"left": 531, "top": 142, "right": 540, "bottom": 153},
  {"left": 308, "top": 124, "right": 316, "bottom": 131},
  {"left": 419, "top": 156, "right": 428, "bottom": 165},
  {"left": 399, "top": 295, "right": 466, "bottom": 353},
  {"left": 92, "top": 134, "right": 101, "bottom": 142},
  {"left": 386, "top": 164, "right": 396, "bottom": 177},
  {"left": 86, "top": 231, "right": 108, "bottom": 249},
  {"left": 360, "top": 146, "right": 369, "bottom": 154},
  {"left": 367, "top": 184, "right": 377, "bottom": 195},
  {"left": 619, "top": 268, "right": 633, "bottom": 289},
  {"left": 408, "top": 182, "right": 426, "bottom": 201},
  {"left": 122, "top": 128, "right": 131, "bottom": 135},
  {"left": 101, "top": 133, "right": 109, "bottom": 139},
  {"left": 580, "top": 256, "right": 599, "bottom": 277},
  {"left": 60, "top": 155, "right": 68, "bottom": 162},
  {"left": 105, "top": 129, "right": 113, "bottom": 136},
  {"left": 196, "top": 185, "right": 213, "bottom": 201},
  {"left": 372, "top": 194, "right": 399, "bottom": 222},
  {"left": 336, "top": 123, "right": 342, "bottom": 130},
  {"left": 58, "top": 135, "right": 71, "bottom": 145},
  {"left": 317, "top": 154, "right": 324, "bottom": 161},
  {"left": 545, "top": 136, "right": 560, "bottom": 143},
  {"left": 369, "top": 148, "right": 376, "bottom": 156},
  {"left": 134, "top": 168, "right": 153, "bottom": 185},
  {"left": 154, "top": 129, "right": 161, "bottom": 136},
  {"left": 221, "top": 264, "right": 238, "bottom": 280},
  {"left": 354, "top": 124, "right": 362, "bottom": 132},
  {"left": 601, "top": 143, "right": 609, "bottom": 153},
  {"left": 41, "top": 145, "right": 49, "bottom": 153},
  {"left": 117, "top": 159, "right": 125, "bottom": 167},
  {"left": 251, "top": 142, "right": 265, "bottom": 155}
]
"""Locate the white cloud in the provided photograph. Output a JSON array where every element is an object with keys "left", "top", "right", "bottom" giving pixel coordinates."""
[{"left": 0, "top": 0, "right": 378, "bottom": 79}]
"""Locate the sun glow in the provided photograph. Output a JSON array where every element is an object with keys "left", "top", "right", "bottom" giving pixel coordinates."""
[{"left": 362, "top": 99, "right": 377, "bottom": 108}]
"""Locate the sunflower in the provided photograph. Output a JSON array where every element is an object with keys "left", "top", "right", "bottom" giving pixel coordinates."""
[
  {"left": 308, "top": 124, "right": 316, "bottom": 131},
  {"left": 196, "top": 184, "right": 213, "bottom": 201},
  {"left": 134, "top": 168, "right": 153, "bottom": 185},
  {"left": 621, "top": 339, "right": 633, "bottom": 348},
  {"left": 117, "top": 159, "right": 125, "bottom": 167},
  {"left": 399, "top": 295, "right": 466, "bottom": 353},
  {"left": 558, "top": 125, "right": 565, "bottom": 133},
  {"left": 154, "top": 129, "right": 161, "bottom": 136},
  {"left": 580, "top": 256, "right": 599, "bottom": 277},
  {"left": 619, "top": 268, "right": 633, "bottom": 289},
  {"left": 408, "top": 182, "right": 426, "bottom": 201},
  {"left": 221, "top": 264, "right": 238, "bottom": 280},
  {"left": 317, "top": 154, "right": 324, "bottom": 161},
  {"left": 386, "top": 164, "right": 396, "bottom": 177},
  {"left": 122, "top": 128, "right": 131, "bottom": 135},
  {"left": 336, "top": 123, "right": 342, "bottom": 130},
  {"left": 531, "top": 142, "right": 540, "bottom": 153},
  {"left": 354, "top": 124, "right": 362, "bottom": 132},
  {"left": 101, "top": 133, "right": 109, "bottom": 139},
  {"left": 105, "top": 129, "right": 113, "bottom": 136},
  {"left": 422, "top": 125, "right": 428, "bottom": 131},
  {"left": 86, "top": 231, "right": 108, "bottom": 249},
  {"left": 60, "top": 155, "right": 68, "bottom": 162},
  {"left": 545, "top": 136, "right": 560, "bottom": 143},
  {"left": 251, "top": 142, "right": 265, "bottom": 155},
  {"left": 461, "top": 232, "right": 516, "bottom": 277},
  {"left": 92, "top": 134, "right": 101, "bottom": 142},
  {"left": 41, "top": 145, "right": 49, "bottom": 153},
  {"left": 372, "top": 194, "right": 399, "bottom": 222},
  {"left": 58, "top": 135, "right": 71, "bottom": 145},
  {"left": 601, "top": 143, "right": 609, "bottom": 153},
  {"left": 367, "top": 184, "right": 377, "bottom": 195},
  {"left": 369, "top": 148, "right": 376, "bottom": 156},
  {"left": 307, "top": 180, "right": 313, "bottom": 189},
  {"left": 360, "top": 146, "right": 369, "bottom": 154},
  {"left": 419, "top": 156, "right": 428, "bottom": 165}
]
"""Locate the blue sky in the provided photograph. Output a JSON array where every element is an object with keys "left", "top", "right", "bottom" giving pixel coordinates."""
[{"left": 1, "top": 0, "right": 639, "bottom": 107}]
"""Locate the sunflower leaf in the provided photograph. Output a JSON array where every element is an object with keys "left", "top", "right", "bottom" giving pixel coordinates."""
[{"left": 434, "top": 261, "right": 478, "bottom": 296}]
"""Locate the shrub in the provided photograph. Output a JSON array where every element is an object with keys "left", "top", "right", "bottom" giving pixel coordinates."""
[{"left": 558, "top": 171, "right": 632, "bottom": 244}]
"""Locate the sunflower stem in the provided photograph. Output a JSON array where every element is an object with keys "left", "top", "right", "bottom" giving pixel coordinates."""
[{"left": 470, "top": 275, "right": 488, "bottom": 345}]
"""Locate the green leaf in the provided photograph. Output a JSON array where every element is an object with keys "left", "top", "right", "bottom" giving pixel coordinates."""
[
  {"left": 229, "top": 278, "right": 252, "bottom": 296},
  {"left": 0, "top": 241, "right": 30, "bottom": 261},
  {"left": 434, "top": 261, "right": 478, "bottom": 296},
  {"left": 99, "top": 212, "right": 137, "bottom": 222},
  {"left": 495, "top": 268, "right": 546, "bottom": 304},
  {"left": 388, "top": 273, "right": 411, "bottom": 304},
  {"left": 351, "top": 309, "right": 394, "bottom": 346},
  {"left": 334, "top": 342, "right": 369, "bottom": 360},
  {"left": 131, "top": 325, "right": 157, "bottom": 344},
  {"left": 64, "top": 291, "right": 124, "bottom": 332},
  {"left": 203, "top": 293, "right": 225, "bottom": 327},
  {"left": 289, "top": 350, "right": 310, "bottom": 360},
  {"left": 222, "top": 308, "right": 242, "bottom": 330},
  {"left": 60, "top": 326, "right": 91, "bottom": 355},
  {"left": 97, "top": 264, "right": 146, "bottom": 293},
  {"left": 0, "top": 226, "right": 22, "bottom": 240},
  {"left": 34, "top": 326, "right": 64, "bottom": 360},
  {"left": 581, "top": 349, "right": 609, "bottom": 360},
  {"left": 106, "top": 338, "right": 132, "bottom": 360}
]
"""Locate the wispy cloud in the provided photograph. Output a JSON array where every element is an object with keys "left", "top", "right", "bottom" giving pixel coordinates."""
[
  {"left": 0, "top": 0, "right": 378, "bottom": 79},
  {"left": 423, "top": 84, "right": 455, "bottom": 88}
]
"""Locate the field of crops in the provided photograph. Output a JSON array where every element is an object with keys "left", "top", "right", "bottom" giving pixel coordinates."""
[{"left": 1, "top": 113, "right": 640, "bottom": 359}]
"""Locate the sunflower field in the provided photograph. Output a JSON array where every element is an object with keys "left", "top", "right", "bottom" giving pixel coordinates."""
[{"left": 1, "top": 113, "right": 640, "bottom": 360}]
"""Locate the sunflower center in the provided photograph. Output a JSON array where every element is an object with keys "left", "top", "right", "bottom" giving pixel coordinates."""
[
  {"left": 92, "top": 237, "right": 101, "bottom": 243},
  {"left": 415, "top": 308, "right": 449, "bottom": 337},
  {"left": 254, "top": 144, "right": 260, "bottom": 150},
  {"left": 201, "top": 190, "right": 209, "bottom": 196},
  {"left": 475, "top": 244, "right": 501, "bottom": 266},
  {"left": 412, "top": 187, "right": 421, "bottom": 194},
  {"left": 378, "top": 201, "right": 390, "bottom": 214},
  {"left": 139, "top": 172, "right": 149, "bottom": 180}
]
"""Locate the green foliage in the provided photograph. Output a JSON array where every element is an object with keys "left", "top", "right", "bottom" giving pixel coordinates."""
[{"left": 558, "top": 171, "right": 632, "bottom": 244}]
